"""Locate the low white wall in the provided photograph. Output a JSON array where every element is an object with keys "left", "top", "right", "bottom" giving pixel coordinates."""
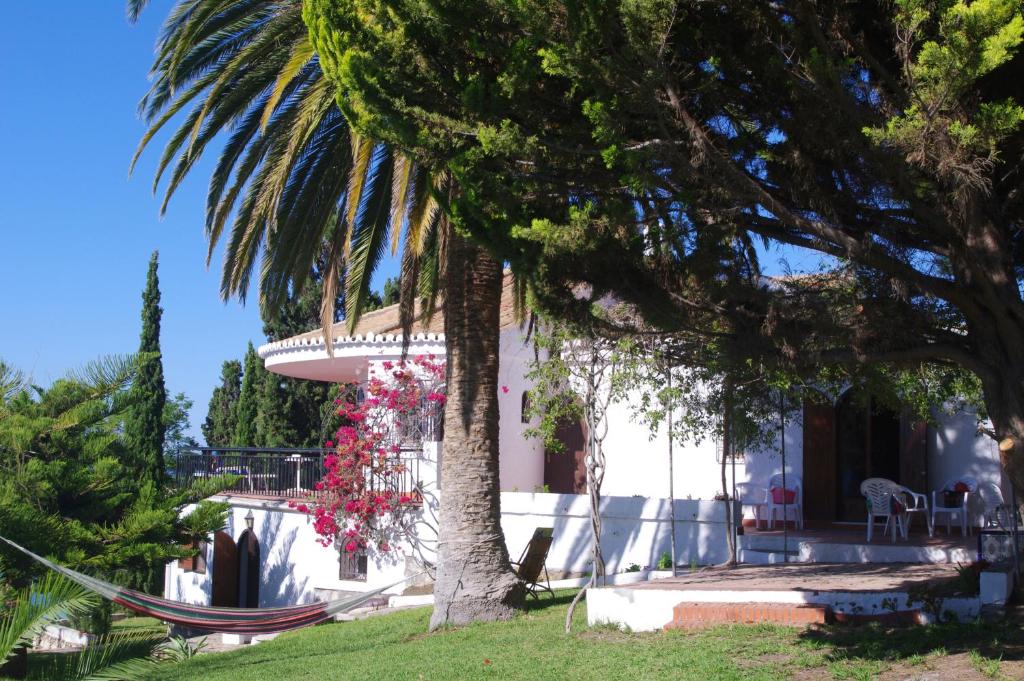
[
  {"left": 500, "top": 492, "right": 736, "bottom": 573},
  {"left": 165, "top": 489, "right": 735, "bottom": 607}
]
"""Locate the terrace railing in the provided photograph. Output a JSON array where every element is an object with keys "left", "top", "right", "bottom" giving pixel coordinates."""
[{"left": 171, "top": 446, "right": 425, "bottom": 502}]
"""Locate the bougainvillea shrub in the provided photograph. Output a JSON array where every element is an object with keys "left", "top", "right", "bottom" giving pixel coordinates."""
[{"left": 292, "top": 356, "right": 445, "bottom": 554}]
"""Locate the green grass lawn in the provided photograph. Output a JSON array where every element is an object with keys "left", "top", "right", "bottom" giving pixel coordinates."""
[
  {"left": 142, "top": 592, "right": 1024, "bottom": 681},
  {"left": 111, "top": 615, "right": 164, "bottom": 633}
]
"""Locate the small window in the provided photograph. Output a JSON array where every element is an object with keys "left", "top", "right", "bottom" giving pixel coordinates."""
[
  {"left": 178, "top": 541, "right": 208, "bottom": 574},
  {"left": 521, "top": 391, "right": 531, "bottom": 424},
  {"left": 339, "top": 550, "right": 368, "bottom": 581}
]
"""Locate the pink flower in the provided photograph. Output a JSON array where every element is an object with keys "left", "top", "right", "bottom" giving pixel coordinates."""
[
  {"left": 501, "top": 385, "right": 509, "bottom": 394},
  {"left": 344, "top": 541, "right": 358, "bottom": 552}
]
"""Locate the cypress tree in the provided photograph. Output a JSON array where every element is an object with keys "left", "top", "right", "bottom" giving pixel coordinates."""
[
  {"left": 234, "top": 343, "right": 261, "bottom": 446},
  {"left": 202, "top": 360, "right": 242, "bottom": 446},
  {"left": 125, "top": 251, "right": 167, "bottom": 486}
]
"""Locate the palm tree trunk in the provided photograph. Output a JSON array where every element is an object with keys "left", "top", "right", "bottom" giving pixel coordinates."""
[{"left": 429, "top": 232, "right": 524, "bottom": 629}]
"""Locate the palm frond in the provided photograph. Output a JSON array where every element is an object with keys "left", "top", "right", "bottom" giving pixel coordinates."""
[
  {"left": 344, "top": 145, "right": 396, "bottom": 330},
  {"left": 260, "top": 33, "right": 315, "bottom": 131},
  {"left": 72, "top": 629, "right": 167, "bottom": 681},
  {"left": 344, "top": 135, "right": 376, "bottom": 255},
  {"left": 0, "top": 571, "right": 101, "bottom": 665},
  {"left": 389, "top": 154, "right": 414, "bottom": 255},
  {"left": 134, "top": 0, "right": 443, "bottom": 337}
]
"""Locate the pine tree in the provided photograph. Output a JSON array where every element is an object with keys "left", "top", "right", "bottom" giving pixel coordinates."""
[
  {"left": 202, "top": 360, "right": 242, "bottom": 446},
  {"left": 124, "top": 251, "right": 167, "bottom": 486},
  {"left": 234, "top": 343, "right": 261, "bottom": 446},
  {"left": 255, "top": 370, "right": 296, "bottom": 447}
]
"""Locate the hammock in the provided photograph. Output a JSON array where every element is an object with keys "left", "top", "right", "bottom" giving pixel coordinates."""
[{"left": 1, "top": 537, "right": 411, "bottom": 635}]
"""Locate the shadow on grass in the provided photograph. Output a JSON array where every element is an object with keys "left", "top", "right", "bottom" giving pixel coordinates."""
[
  {"left": 522, "top": 589, "right": 577, "bottom": 613},
  {"left": 799, "top": 619, "right": 1024, "bottom": 663}
]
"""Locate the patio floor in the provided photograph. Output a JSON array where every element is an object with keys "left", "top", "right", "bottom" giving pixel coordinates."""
[{"left": 627, "top": 562, "right": 962, "bottom": 593}]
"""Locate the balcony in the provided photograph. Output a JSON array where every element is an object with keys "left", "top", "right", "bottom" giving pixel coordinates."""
[{"left": 170, "top": 446, "right": 426, "bottom": 502}]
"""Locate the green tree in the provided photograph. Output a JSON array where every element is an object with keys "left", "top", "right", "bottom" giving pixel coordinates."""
[
  {"left": 202, "top": 360, "right": 241, "bottom": 447},
  {"left": 304, "top": 0, "right": 1024, "bottom": 493},
  {"left": 381, "top": 276, "right": 399, "bottom": 307},
  {"left": 163, "top": 392, "right": 198, "bottom": 460},
  {"left": 132, "top": 0, "right": 526, "bottom": 625},
  {"left": 124, "top": 251, "right": 166, "bottom": 486},
  {"left": 234, "top": 343, "right": 261, "bottom": 446},
  {"left": 0, "top": 356, "right": 230, "bottom": 593}
]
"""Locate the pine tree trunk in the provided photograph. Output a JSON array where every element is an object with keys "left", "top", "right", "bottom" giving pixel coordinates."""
[
  {"left": 979, "top": 365, "right": 1024, "bottom": 499},
  {"left": 429, "top": 234, "right": 524, "bottom": 629}
]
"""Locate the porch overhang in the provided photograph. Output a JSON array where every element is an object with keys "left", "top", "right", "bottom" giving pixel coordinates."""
[{"left": 258, "top": 332, "right": 447, "bottom": 383}]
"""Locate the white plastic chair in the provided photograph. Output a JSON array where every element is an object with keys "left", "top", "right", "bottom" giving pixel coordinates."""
[
  {"left": 861, "top": 478, "right": 904, "bottom": 544},
  {"left": 765, "top": 474, "right": 802, "bottom": 530},
  {"left": 894, "top": 484, "right": 932, "bottom": 538},
  {"left": 931, "top": 477, "right": 977, "bottom": 536},
  {"left": 735, "top": 483, "right": 767, "bottom": 530},
  {"left": 978, "top": 482, "right": 1014, "bottom": 529}
]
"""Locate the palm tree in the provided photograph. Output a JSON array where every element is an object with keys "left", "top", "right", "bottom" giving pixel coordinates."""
[{"left": 129, "top": 0, "right": 524, "bottom": 626}]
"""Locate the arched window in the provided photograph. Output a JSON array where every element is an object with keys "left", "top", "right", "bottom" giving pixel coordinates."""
[{"left": 521, "top": 391, "right": 531, "bottom": 424}]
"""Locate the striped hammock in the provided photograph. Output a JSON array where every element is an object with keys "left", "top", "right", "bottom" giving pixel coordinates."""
[{"left": 1, "top": 537, "right": 411, "bottom": 635}]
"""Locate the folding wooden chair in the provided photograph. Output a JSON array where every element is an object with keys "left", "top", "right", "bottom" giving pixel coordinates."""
[{"left": 512, "top": 527, "right": 554, "bottom": 599}]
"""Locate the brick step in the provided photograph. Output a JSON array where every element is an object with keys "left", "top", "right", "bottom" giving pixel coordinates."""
[{"left": 664, "top": 602, "right": 832, "bottom": 629}]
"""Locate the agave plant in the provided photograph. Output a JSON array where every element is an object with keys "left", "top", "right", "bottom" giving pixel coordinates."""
[{"left": 129, "top": 0, "right": 446, "bottom": 338}]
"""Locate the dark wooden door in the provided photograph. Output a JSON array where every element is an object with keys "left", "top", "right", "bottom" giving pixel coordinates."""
[
  {"left": 237, "top": 529, "right": 260, "bottom": 608},
  {"left": 544, "top": 420, "right": 587, "bottom": 494},
  {"left": 210, "top": 531, "right": 238, "bottom": 607},
  {"left": 900, "top": 418, "right": 929, "bottom": 493},
  {"left": 802, "top": 399, "right": 837, "bottom": 525}
]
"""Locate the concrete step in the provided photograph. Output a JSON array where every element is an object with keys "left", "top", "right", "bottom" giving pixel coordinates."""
[
  {"left": 738, "top": 533, "right": 974, "bottom": 564},
  {"left": 737, "top": 548, "right": 799, "bottom": 565},
  {"left": 665, "top": 602, "right": 831, "bottom": 628},
  {"left": 799, "top": 541, "right": 973, "bottom": 564}
]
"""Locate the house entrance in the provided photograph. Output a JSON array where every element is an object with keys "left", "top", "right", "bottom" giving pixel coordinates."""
[
  {"left": 836, "top": 393, "right": 900, "bottom": 521},
  {"left": 210, "top": 531, "right": 237, "bottom": 607},
  {"left": 237, "top": 529, "right": 260, "bottom": 608},
  {"left": 544, "top": 419, "right": 587, "bottom": 494},
  {"left": 803, "top": 391, "right": 927, "bottom": 525}
]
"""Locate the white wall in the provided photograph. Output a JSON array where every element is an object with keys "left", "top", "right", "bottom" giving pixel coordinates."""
[
  {"left": 929, "top": 408, "right": 1011, "bottom": 524},
  {"left": 165, "top": 500, "right": 343, "bottom": 608},
  {"left": 496, "top": 329, "right": 545, "bottom": 492},
  {"left": 599, "top": 392, "right": 804, "bottom": 509},
  {"left": 165, "top": 488, "right": 735, "bottom": 607},
  {"left": 501, "top": 492, "right": 735, "bottom": 573}
]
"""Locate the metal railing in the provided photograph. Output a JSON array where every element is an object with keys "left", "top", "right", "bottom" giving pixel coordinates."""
[{"left": 171, "top": 447, "right": 425, "bottom": 502}]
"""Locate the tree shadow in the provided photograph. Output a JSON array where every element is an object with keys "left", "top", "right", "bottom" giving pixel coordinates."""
[{"left": 799, "top": 619, "right": 1024, "bottom": 663}]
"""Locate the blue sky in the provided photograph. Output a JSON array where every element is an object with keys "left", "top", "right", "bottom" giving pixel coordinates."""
[{"left": 0, "top": 2, "right": 396, "bottom": 440}]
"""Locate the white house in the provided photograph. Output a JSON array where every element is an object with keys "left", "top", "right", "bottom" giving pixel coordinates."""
[{"left": 164, "top": 277, "right": 1012, "bottom": 611}]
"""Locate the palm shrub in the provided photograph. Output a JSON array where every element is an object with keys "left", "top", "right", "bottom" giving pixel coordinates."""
[{"left": 0, "top": 571, "right": 200, "bottom": 680}]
